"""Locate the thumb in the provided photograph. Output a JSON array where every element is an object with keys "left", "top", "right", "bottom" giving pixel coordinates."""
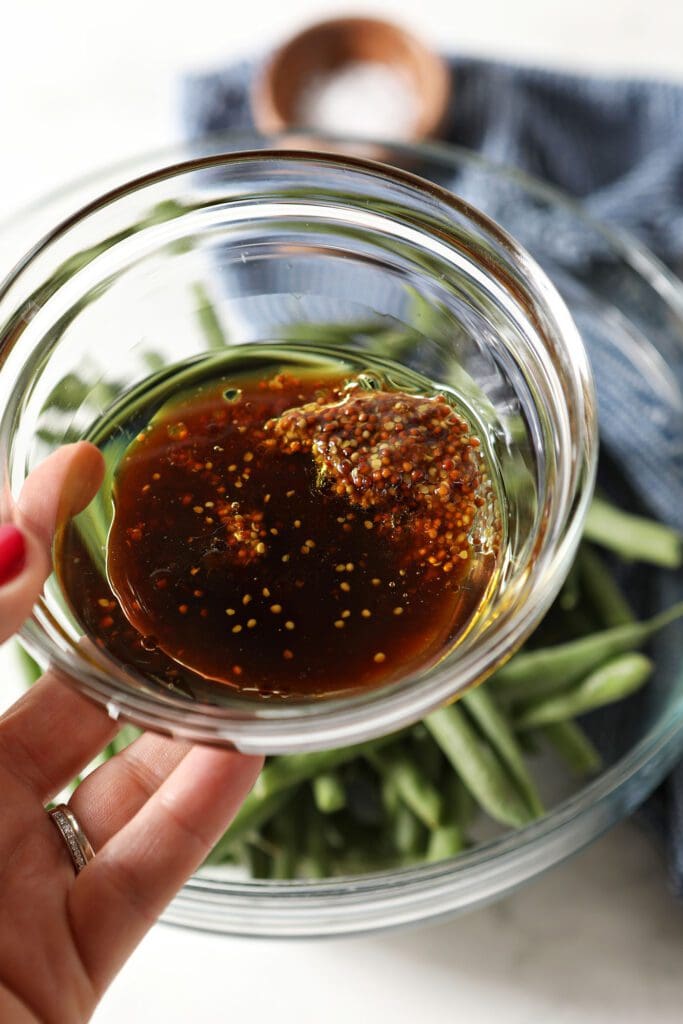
[{"left": 0, "top": 442, "right": 104, "bottom": 644}]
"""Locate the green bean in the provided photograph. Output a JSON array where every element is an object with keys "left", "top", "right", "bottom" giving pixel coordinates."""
[
  {"left": 36, "top": 426, "right": 83, "bottom": 446},
  {"left": 43, "top": 373, "right": 92, "bottom": 412},
  {"left": 206, "top": 787, "right": 296, "bottom": 861},
  {"left": 391, "top": 803, "right": 425, "bottom": 857},
  {"left": 563, "top": 607, "right": 601, "bottom": 639},
  {"left": 541, "top": 721, "right": 602, "bottom": 777},
  {"left": 410, "top": 724, "right": 446, "bottom": 779},
  {"left": 558, "top": 559, "right": 581, "bottom": 611},
  {"left": 77, "top": 430, "right": 130, "bottom": 572},
  {"left": 245, "top": 844, "right": 272, "bottom": 879},
  {"left": 380, "top": 773, "right": 401, "bottom": 818},
  {"left": 330, "top": 845, "right": 399, "bottom": 877},
  {"left": 142, "top": 351, "right": 166, "bottom": 373},
  {"left": 516, "top": 729, "right": 541, "bottom": 756},
  {"left": 259, "top": 737, "right": 396, "bottom": 802},
  {"left": 344, "top": 763, "right": 385, "bottom": 827},
  {"left": 269, "top": 809, "right": 300, "bottom": 880},
  {"left": 321, "top": 819, "right": 346, "bottom": 855},
  {"left": 44, "top": 371, "right": 126, "bottom": 418},
  {"left": 462, "top": 686, "right": 544, "bottom": 818},
  {"left": 88, "top": 379, "right": 127, "bottom": 411},
  {"left": 281, "top": 320, "right": 389, "bottom": 346},
  {"left": 425, "top": 704, "right": 535, "bottom": 827},
  {"left": 515, "top": 653, "right": 653, "bottom": 730},
  {"left": 299, "top": 803, "right": 330, "bottom": 879},
  {"left": 579, "top": 545, "right": 635, "bottom": 628},
  {"left": 446, "top": 774, "right": 477, "bottom": 831},
  {"left": 214, "top": 840, "right": 247, "bottom": 869},
  {"left": 367, "top": 748, "right": 443, "bottom": 829},
  {"left": 313, "top": 772, "right": 346, "bottom": 814},
  {"left": 584, "top": 497, "right": 682, "bottom": 568},
  {"left": 492, "top": 601, "right": 683, "bottom": 701},
  {"left": 426, "top": 824, "right": 466, "bottom": 862},
  {"left": 224, "top": 732, "right": 399, "bottom": 847},
  {"left": 14, "top": 643, "right": 42, "bottom": 684},
  {"left": 192, "top": 282, "right": 228, "bottom": 350}
]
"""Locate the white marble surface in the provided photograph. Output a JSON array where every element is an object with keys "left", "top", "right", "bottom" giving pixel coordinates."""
[
  {"left": 2, "top": 1, "right": 683, "bottom": 1020},
  {"left": 95, "top": 826, "right": 683, "bottom": 1024}
]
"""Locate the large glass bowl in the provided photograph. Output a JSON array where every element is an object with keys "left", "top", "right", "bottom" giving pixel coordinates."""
[{"left": 1, "top": 137, "right": 682, "bottom": 936}]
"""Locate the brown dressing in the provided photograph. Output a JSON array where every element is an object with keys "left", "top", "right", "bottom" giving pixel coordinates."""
[{"left": 56, "top": 369, "right": 500, "bottom": 700}]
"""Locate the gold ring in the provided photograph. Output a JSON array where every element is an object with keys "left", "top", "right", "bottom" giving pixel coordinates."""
[{"left": 48, "top": 804, "right": 95, "bottom": 874}]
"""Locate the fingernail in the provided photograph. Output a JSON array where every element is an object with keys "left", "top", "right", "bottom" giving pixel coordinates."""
[{"left": 0, "top": 524, "right": 26, "bottom": 585}]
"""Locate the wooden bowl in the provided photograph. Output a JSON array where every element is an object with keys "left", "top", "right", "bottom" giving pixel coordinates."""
[{"left": 252, "top": 16, "right": 450, "bottom": 141}]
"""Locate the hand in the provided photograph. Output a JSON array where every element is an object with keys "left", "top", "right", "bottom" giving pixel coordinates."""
[{"left": 0, "top": 443, "right": 263, "bottom": 1024}]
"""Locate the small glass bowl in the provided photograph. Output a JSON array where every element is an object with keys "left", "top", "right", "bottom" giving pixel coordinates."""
[{"left": 0, "top": 148, "right": 595, "bottom": 753}]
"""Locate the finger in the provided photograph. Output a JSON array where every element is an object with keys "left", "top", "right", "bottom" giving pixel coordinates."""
[
  {"left": 69, "top": 747, "right": 263, "bottom": 990},
  {"left": 16, "top": 440, "right": 104, "bottom": 547},
  {"left": 0, "top": 442, "right": 104, "bottom": 642},
  {"left": 0, "top": 670, "right": 118, "bottom": 800},
  {"left": 0, "top": 524, "right": 49, "bottom": 642},
  {"left": 69, "top": 732, "right": 192, "bottom": 849}
]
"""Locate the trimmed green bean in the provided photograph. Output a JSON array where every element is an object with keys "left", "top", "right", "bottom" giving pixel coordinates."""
[
  {"left": 579, "top": 545, "right": 635, "bottom": 628},
  {"left": 313, "top": 772, "right": 346, "bottom": 814},
  {"left": 584, "top": 497, "right": 682, "bottom": 568},
  {"left": 558, "top": 559, "right": 581, "bottom": 611},
  {"left": 258, "top": 737, "right": 396, "bottom": 803},
  {"left": 410, "top": 724, "right": 446, "bottom": 779},
  {"left": 516, "top": 653, "right": 653, "bottom": 730},
  {"left": 206, "top": 787, "right": 296, "bottom": 861},
  {"left": 192, "top": 282, "right": 228, "bottom": 350},
  {"left": 562, "top": 607, "right": 601, "bottom": 638},
  {"left": 426, "top": 824, "right": 466, "bottom": 862},
  {"left": 462, "top": 686, "right": 544, "bottom": 818},
  {"left": 44, "top": 373, "right": 92, "bottom": 412},
  {"left": 269, "top": 809, "right": 300, "bottom": 880},
  {"left": 14, "top": 643, "right": 42, "bottom": 685},
  {"left": 492, "top": 601, "right": 683, "bottom": 701},
  {"left": 446, "top": 774, "right": 477, "bottom": 831},
  {"left": 541, "top": 720, "right": 602, "bottom": 777},
  {"left": 142, "top": 351, "right": 166, "bottom": 373},
  {"left": 380, "top": 773, "right": 401, "bottom": 817},
  {"left": 516, "top": 729, "right": 541, "bottom": 756},
  {"left": 425, "top": 704, "right": 535, "bottom": 828},
  {"left": 36, "top": 426, "right": 83, "bottom": 446},
  {"left": 367, "top": 747, "right": 443, "bottom": 829},
  {"left": 245, "top": 844, "right": 272, "bottom": 879},
  {"left": 391, "top": 803, "right": 425, "bottom": 857},
  {"left": 224, "top": 733, "right": 399, "bottom": 847},
  {"left": 281, "top": 320, "right": 390, "bottom": 346},
  {"left": 299, "top": 804, "right": 330, "bottom": 879}
]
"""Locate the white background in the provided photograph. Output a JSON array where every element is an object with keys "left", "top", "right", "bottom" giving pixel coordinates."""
[{"left": 2, "top": 2, "right": 683, "bottom": 1021}]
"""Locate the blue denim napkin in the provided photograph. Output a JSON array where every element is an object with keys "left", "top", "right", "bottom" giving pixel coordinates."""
[{"left": 181, "top": 55, "right": 683, "bottom": 893}]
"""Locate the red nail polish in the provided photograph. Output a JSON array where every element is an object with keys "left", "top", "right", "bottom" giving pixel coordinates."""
[{"left": 0, "top": 524, "right": 26, "bottom": 585}]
